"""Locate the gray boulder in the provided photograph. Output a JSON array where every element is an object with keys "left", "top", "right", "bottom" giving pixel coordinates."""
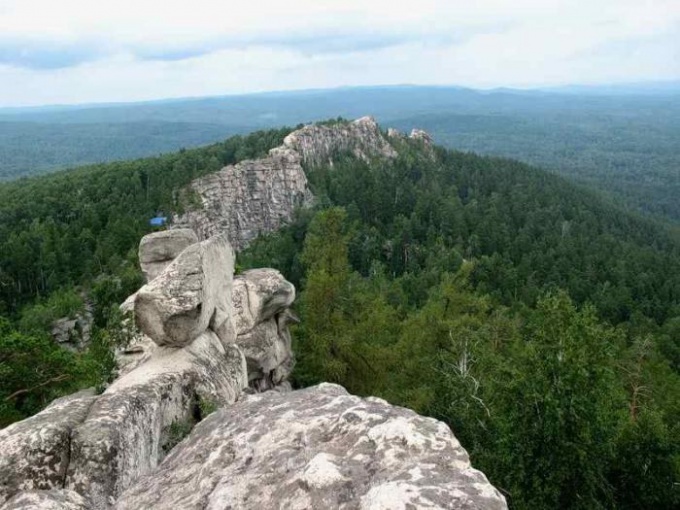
[
  {"left": 232, "top": 269, "right": 296, "bottom": 390},
  {"left": 232, "top": 269, "right": 295, "bottom": 334},
  {"left": 50, "top": 304, "right": 93, "bottom": 352},
  {"left": 138, "top": 229, "right": 198, "bottom": 282},
  {"left": 114, "top": 384, "right": 507, "bottom": 509},
  {"left": 134, "top": 233, "right": 235, "bottom": 347},
  {"left": 282, "top": 116, "right": 398, "bottom": 167}
]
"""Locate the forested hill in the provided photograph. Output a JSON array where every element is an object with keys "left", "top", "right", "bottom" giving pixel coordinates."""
[
  {"left": 0, "top": 121, "right": 679, "bottom": 508},
  {"left": 2, "top": 85, "right": 679, "bottom": 224}
]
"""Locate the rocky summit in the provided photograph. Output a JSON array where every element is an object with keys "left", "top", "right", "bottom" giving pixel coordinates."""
[{"left": 0, "top": 119, "right": 506, "bottom": 509}]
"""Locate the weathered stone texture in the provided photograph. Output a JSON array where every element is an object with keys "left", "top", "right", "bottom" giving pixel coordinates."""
[
  {"left": 1, "top": 489, "right": 90, "bottom": 510},
  {"left": 173, "top": 147, "right": 313, "bottom": 250},
  {"left": 0, "top": 391, "right": 97, "bottom": 505},
  {"left": 282, "top": 116, "right": 397, "bottom": 167},
  {"left": 134, "top": 233, "right": 235, "bottom": 347},
  {"left": 173, "top": 117, "right": 400, "bottom": 250},
  {"left": 114, "top": 384, "right": 507, "bottom": 510},
  {"left": 138, "top": 228, "right": 198, "bottom": 282}
]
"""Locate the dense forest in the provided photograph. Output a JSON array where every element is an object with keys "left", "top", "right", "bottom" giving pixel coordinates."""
[
  {"left": 0, "top": 124, "right": 678, "bottom": 508},
  {"left": 391, "top": 105, "right": 680, "bottom": 223},
  {"left": 0, "top": 121, "right": 240, "bottom": 179},
  {"left": 2, "top": 86, "right": 679, "bottom": 224}
]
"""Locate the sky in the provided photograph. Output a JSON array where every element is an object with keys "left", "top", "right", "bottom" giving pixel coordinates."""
[{"left": 0, "top": 0, "right": 678, "bottom": 106}]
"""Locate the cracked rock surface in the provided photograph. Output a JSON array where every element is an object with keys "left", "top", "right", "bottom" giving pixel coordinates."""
[
  {"left": 114, "top": 384, "right": 507, "bottom": 510},
  {"left": 173, "top": 117, "right": 399, "bottom": 250}
]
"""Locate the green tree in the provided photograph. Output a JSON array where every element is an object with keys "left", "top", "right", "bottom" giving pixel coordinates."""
[
  {"left": 0, "top": 328, "right": 83, "bottom": 426},
  {"left": 493, "top": 292, "right": 625, "bottom": 509},
  {"left": 294, "top": 207, "right": 355, "bottom": 386}
]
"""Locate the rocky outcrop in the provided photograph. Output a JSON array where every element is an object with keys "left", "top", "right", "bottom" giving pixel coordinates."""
[
  {"left": 50, "top": 300, "right": 94, "bottom": 352},
  {"left": 134, "top": 233, "right": 235, "bottom": 347},
  {"left": 0, "top": 390, "right": 97, "bottom": 505},
  {"left": 114, "top": 384, "right": 506, "bottom": 510},
  {"left": 0, "top": 232, "right": 257, "bottom": 509},
  {"left": 282, "top": 116, "right": 397, "bottom": 167},
  {"left": 172, "top": 144, "right": 313, "bottom": 250},
  {"left": 138, "top": 228, "right": 198, "bottom": 282},
  {"left": 173, "top": 116, "right": 403, "bottom": 250},
  {"left": 65, "top": 333, "right": 246, "bottom": 508},
  {"left": 409, "top": 128, "right": 434, "bottom": 145},
  {"left": 0, "top": 332, "right": 248, "bottom": 509},
  {"left": 232, "top": 269, "right": 297, "bottom": 390}
]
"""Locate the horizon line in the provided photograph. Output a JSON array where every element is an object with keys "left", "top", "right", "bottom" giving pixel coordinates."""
[{"left": 1, "top": 79, "right": 679, "bottom": 112}]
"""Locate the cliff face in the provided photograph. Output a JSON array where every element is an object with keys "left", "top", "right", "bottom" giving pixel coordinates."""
[
  {"left": 173, "top": 146, "right": 312, "bottom": 251},
  {"left": 173, "top": 117, "right": 401, "bottom": 250}
]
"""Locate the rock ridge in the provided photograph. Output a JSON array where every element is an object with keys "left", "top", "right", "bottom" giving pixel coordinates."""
[{"left": 172, "top": 117, "right": 413, "bottom": 250}]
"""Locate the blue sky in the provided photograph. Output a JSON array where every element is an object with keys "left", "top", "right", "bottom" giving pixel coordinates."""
[{"left": 0, "top": 0, "right": 678, "bottom": 106}]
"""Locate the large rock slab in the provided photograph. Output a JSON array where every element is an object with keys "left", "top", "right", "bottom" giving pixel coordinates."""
[
  {"left": 66, "top": 332, "right": 247, "bottom": 509},
  {"left": 134, "top": 233, "right": 235, "bottom": 347},
  {"left": 114, "top": 384, "right": 507, "bottom": 510},
  {"left": 0, "top": 490, "right": 90, "bottom": 510},
  {"left": 138, "top": 229, "right": 198, "bottom": 282},
  {"left": 0, "top": 391, "right": 97, "bottom": 505}
]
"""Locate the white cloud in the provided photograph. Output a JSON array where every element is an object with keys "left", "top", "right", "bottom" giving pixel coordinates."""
[{"left": 0, "top": 0, "right": 678, "bottom": 105}]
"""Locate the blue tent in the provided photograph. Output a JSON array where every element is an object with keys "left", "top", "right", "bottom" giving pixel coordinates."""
[{"left": 149, "top": 216, "right": 167, "bottom": 227}]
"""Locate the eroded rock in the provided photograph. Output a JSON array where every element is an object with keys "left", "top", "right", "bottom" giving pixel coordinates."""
[
  {"left": 232, "top": 269, "right": 295, "bottom": 334},
  {"left": 114, "top": 384, "right": 507, "bottom": 509},
  {"left": 172, "top": 117, "right": 406, "bottom": 250},
  {"left": 282, "top": 116, "right": 398, "bottom": 167},
  {"left": 134, "top": 233, "right": 234, "bottom": 347},
  {"left": 232, "top": 269, "right": 296, "bottom": 390},
  {"left": 0, "top": 390, "right": 97, "bottom": 505},
  {"left": 409, "top": 128, "right": 434, "bottom": 145},
  {"left": 50, "top": 304, "right": 93, "bottom": 352},
  {"left": 0, "top": 121, "right": 500, "bottom": 510},
  {"left": 66, "top": 332, "right": 246, "bottom": 508},
  {"left": 138, "top": 228, "right": 198, "bottom": 282},
  {"left": 173, "top": 146, "right": 313, "bottom": 250}
]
